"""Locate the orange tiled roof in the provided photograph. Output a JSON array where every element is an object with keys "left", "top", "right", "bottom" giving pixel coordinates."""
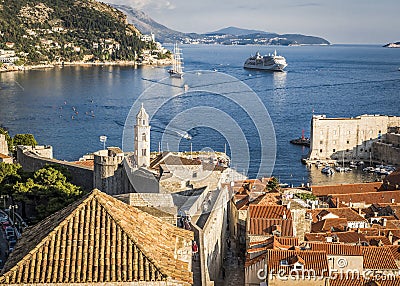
[
  {"left": 383, "top": 168, "right": 400, "bottom": 190},
  {"left": 366, "top": 235, "right": 392, "bottom": 246},
  {"left": 311, "top": 182, "right": 382, "bottom": 197},
  {"left": 266, "top": 250, "right": 329, "bottom": 276},
  {"left": 386, "top": 245, "right": 400, "bottom": 260},
  {"left": 249, "top": 218, "right": 294, "bottom": 237},
  {"left": 362, "top": 246, "right": 398, "bottom": 270},
  {"left": 0, "top": 189, "right": 193, "bottom": 285},
  {"left": 306, "top": 242, "right": 363, "bottom": 255},
  {"left": 71, "top": 160, "right": 95, "bottom": 169},
  {"left": 305, "top": 231, "right": 368, "bottom": 244},
  {"left": 331, "top": 190, "right": 400, "bottom": 206},
  {"left": 248, "top": 205, "right": 291, "bottom": 220},
  {"left": 330, "top": 277, "right": 400, "bottom": 286},
  {"left": 311, "top": 208, "right": 367, "bottom": 223},
  {"left": 0, "top": 153, "right": 11, "bottom": 159},
  {"left": 311, "top": 218, "right": 348, "bottom": 232}
]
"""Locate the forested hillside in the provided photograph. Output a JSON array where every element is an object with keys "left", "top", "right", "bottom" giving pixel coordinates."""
[{"left": 0, "top": 0, "right": 152, "bottom": 64}]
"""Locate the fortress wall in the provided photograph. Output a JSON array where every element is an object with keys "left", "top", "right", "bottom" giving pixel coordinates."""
[
  {"left": 17, "top": 147, "right": 93, "bottom": 190},
  {"left": 309, "top": 115, "right": 400, "bottom": 162}
]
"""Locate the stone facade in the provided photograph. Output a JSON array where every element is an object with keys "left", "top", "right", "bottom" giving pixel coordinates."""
[
  {"left": 0, "top": 134, "right": 8, "bottom": 155},
  {"left": 372, "top": 133, "right": 400, "bottom": 165},
  {"left": 308, "top": 114, "right": 400, "bottom": 162}
]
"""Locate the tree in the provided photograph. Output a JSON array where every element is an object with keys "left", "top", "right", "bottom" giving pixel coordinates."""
[
  {"left": 13, "top": 134, "right": 37, "bottom": 147},
  {"left": 13, "top": 166, "right": 83, "bottom": 222},
  {"left": 266, "top": 177, "right": 280, "bottom": 192},
  {"left": 0, "top": 162, "right": 22, "bottom": 196}
]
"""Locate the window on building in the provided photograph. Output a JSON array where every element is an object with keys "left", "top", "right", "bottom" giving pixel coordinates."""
[
  {"left": 320, "top": 141, "right": 323, "bottom": 144},
  {"left": 346, "top": 149, "right": 349, "bottom": 152},
  {"left": 347, "top": 140, "right": 350, "bottom": 144},
  {"left": 143, "top": 120, "right": 146, "bottom": 125},
  {"left": 141, "top": 149, "right": 146, "bottom": 156},
  {"left": 333, "top": 140, "right": 336, "bottom": 145},
  {"left": 333, "top": 149, "right": 336, "bottom": 152},
  {"left": 142, "top": 133, "right": 146, "bottom": 141},
  {"left": 320, "top": 149, "right": 323, "bottom": 153}
]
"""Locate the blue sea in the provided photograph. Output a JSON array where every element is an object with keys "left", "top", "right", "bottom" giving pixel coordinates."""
[{"left": 1, "top": 44, "right": 400, "bottom": 186}]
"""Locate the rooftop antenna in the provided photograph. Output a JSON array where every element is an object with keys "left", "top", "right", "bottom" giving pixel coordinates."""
[{"left": 99, "top": 135, "right": 107, "bottom": 150}]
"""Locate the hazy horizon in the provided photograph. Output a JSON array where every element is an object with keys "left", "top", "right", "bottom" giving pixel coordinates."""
[{"left": 105, "top": 0, "right": 399, "bottom": 44}]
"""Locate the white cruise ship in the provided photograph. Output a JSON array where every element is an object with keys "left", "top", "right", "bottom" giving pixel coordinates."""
[{"left": 244, "top": 50, "right": 287, "bottom": 71}]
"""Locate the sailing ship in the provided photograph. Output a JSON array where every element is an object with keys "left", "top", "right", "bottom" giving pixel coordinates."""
[{"left": 168, "top": 42, "right": 184, "bottom": 78}]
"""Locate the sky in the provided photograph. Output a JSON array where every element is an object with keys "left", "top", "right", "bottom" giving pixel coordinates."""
[{"left": 105, "top": 0, "right": 400, "bottom": 44}]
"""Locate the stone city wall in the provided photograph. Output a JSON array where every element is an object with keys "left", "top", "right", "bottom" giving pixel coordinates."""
[{"left": 17, "top": 146, "right": 93, "bottom": 190}]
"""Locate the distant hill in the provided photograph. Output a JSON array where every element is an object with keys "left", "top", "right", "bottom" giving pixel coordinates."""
[
  {"left": 112, "top": 6, "right": 330, "bottom": 46},
  {"left": 110, "top": 5, "right": 186, "bottom": 43},
  {"left": 0, "top": 0, "right": 152, "bottom": 64},
  {"left": 383, "top": 42, "right": 400, "bottom": 48},
  {"left": 209, "top": 27, "right": 269, "bottom": 36}
]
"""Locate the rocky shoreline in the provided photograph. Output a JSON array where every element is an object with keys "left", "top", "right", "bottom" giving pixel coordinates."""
[{"left": 0, "top": 58, "right": 172, "bottom": 73}]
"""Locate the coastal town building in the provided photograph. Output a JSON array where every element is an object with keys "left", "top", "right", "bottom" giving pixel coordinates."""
[{"left": 308, "top": 114, "right": 400, "bottom": 163}]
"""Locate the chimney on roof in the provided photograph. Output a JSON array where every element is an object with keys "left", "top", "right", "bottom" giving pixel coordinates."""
[
  {"left": 358, "top": 208, "right": 362, "bottom": 215},
  {"left": 336, "top": 198, "right": 339, "bottom": 208},
  {"left": 391, "top": 198, "right": 395, "bottom": 204},
  {"left": 283, "top": 213, "right": 287, "bottom": 220},
  {"left": 383, "top": 218, "right": 387, "bottom": 227},
  {"left": 374, "top": 212, "right": 378, "bottom": 217},
  {"left": 287, "top": 202, "right": 291, "bottom": 210}
]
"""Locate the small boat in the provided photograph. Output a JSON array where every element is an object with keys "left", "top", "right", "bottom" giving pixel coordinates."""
[
  {"left": 321, "top": 166, "right": 334, "bottom": 175},
  {"left": 168, "top": 42, "right": 184, "bottom": 78},
  {"left": 290, "top": 130, "right": 310, "bottom": 147},
  {"left": 244, "top": 50, "right": 287, "bottom": 71}
]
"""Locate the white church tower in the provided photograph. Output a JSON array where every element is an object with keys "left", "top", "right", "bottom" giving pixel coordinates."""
[{"left": 134, "top": 103, "right": 151, "bottom": 167}]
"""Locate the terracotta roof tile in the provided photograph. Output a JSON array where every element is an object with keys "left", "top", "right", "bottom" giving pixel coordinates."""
[
  {"left": 306, "top": 242, "right": 363, "bottom": 255},
  {"left": 311, "top": 218, "right": 348, "bottom": 232},
  {"left": 332, "top": 191, "right": 400, "bottom": 206},
  {"left": 383, "top": 168, "right": 400, "bottom": 190},
  {"left": 386, "top": 245, "right": 400, "bottom": 260},
  {"left": 248, "top": 205, "right": 292, "bottom": 220},
  {"left": 362, "top": 246, "right": 398, "bottom": 270},
  {"left": 0, "top": 189, "right": 193, "bottom": 285},
  {"left": 266, "top": 250, "right": 329, "bottom": 276},
  {"left": 311, "top": 208, "right": 367, "bottom": 223},
  {"left": 312, "top": 182, "right": 382, "bottom": 197},
  {"left": 330, "top": 278, "right": 400, "bottom": 286},
  {"left": 366, "top": 235, "right": 392, "bottom": 246},
  {"left": 249, "top": 218, "right": 294, "bottom": 237},
  {"left": 0, "top": 153, "right": 11, "bottom": 159},
  {"left": 71, "top": 160, "right": 94, "bottom": 169},
  {"left": 305, "top": 231, "right": 368, "bottom": 244}
]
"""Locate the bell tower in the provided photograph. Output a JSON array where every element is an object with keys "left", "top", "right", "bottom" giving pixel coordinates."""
[{"left": 134, "top": 103, "right": 151, "bottom": 167}]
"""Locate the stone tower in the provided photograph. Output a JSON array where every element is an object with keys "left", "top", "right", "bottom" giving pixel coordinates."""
[
  {"left": 134, "top": 104, "right": 151, "bottom": 167},
  {"left": 0, "top": 134, "right": 8, "bottom": 155}
]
